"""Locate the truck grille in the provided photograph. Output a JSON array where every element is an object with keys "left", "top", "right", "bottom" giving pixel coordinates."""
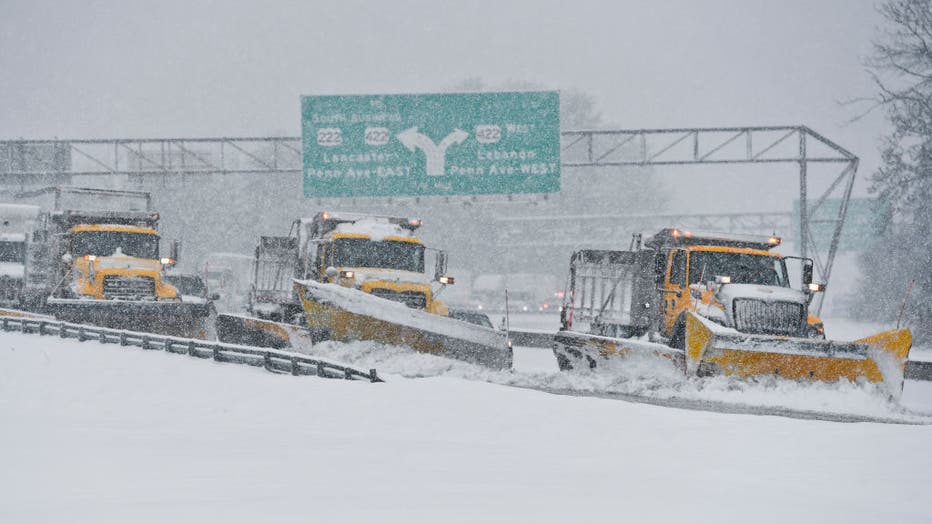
[
  {"left": 733, "top": 299, "right": 805, "bottom": 336},
  {"left": 369, "top": 289, "right": 428, "bottom": 309},
  {"left": 103, "top": 275, "right": 156, "bottom": 300}
]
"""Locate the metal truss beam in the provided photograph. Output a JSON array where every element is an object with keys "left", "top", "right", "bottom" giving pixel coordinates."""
[
  {"left": 493, "top": 211, "right": 793, "bottom": 248},
  {"left": 0, "top": 137, "right": 302, "bottom": 178}
]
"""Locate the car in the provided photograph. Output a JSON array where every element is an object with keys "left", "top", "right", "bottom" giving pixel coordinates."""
[{"left": 447, "top": 308, "right": 495, "bottom": 329}]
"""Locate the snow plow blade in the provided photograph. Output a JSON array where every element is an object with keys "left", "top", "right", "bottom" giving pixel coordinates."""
[
  {"left": 45, "top": 298, "right": 213, "bottom": 339},
  {"left": 553, "top": 330, "right": 685, "bottom": 373},
  {"left": 685, "top": 312, "right": 912, "bottom": 393},
  {"left": 295, "top": 279, "right": 512, "bottom": 370}
]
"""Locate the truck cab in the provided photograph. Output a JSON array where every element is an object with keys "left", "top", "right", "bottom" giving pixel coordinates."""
[
  {"left": 0, "top": 204, "right": 42, "bottom": 307},
  {"left": 64, "top": 223, "right": 179, "bottom": 302},
  {"left": 304, "top": 212, "right": 450, "bottom": 315},
  {"left": 649, "top": 228, "right": 824, "bottom": 347},
  {"left": 249, "top": 211, "right": 453, "bottom": 323}
]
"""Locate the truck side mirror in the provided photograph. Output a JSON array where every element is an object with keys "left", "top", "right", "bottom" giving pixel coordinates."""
[
  {"left": 802, "top": 259, "right": 813, "bottom": 287},
  {"left": 170, "top": 240, "right": 181, "bottom": 263},
  {"left": 434, "top": 251, "right": 448, "bottom": 281}
]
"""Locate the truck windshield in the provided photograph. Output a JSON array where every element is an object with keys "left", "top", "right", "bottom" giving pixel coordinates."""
[
  {"left": 72, "top": 231, "right": 160, "bottom": 259},
  {"left": 331, "top": 238, "right": 425, "bottom": 273},
  {"left": 688, "top": 251, "right": 789, "bottom": 287},
  {"left": 0, "top": 241, "right": 25, "bottom": 263}
]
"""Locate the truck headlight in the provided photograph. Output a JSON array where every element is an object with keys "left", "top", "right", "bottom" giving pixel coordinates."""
[{"left": 807, "top": 323, "right": 826, "bottom": 339}]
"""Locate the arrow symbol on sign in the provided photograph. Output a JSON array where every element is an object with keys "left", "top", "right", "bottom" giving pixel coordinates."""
[{"left": 396, "top": 127, "right": 469, "bottom": 176}]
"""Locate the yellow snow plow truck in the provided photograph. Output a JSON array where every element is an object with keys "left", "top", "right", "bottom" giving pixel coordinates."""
[
  {"left": 554, "top": 228, "right": 912, "bottom": 392},
  {"left": 12, "top": 187, "right": 211, "bottom": 337},
  {"left": 248, "top": 211, "right": 450, "bottom": 323},
  {"left": 217, "top": 211, "right": 511, "bottom": 369}
]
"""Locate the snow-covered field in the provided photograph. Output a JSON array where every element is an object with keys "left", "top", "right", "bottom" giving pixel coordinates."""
[{"left": 2, "top": 330, "right": 931, "bottom": 523}]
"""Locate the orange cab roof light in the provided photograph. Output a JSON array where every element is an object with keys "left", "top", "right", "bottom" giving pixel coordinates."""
[{"left": 646, "top": 228, "right": 783, "bottom": 251}]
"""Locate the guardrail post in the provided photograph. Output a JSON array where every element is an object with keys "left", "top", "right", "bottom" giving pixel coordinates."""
[
  {"left": 187, "top": 340, "right": 196, "bottom": 356},
  {"left": 2, "top": 318, "right": 9, "bottom": 331},
  {"left": 60, "top": 323, "right": 68, "bottom": 338},
  {"left": 38, "top": 321, "right": 46, "bottom": 336},
  {"left": 20, "top": 320, "right": 28, "bottom": 334},
  {"left": 78, "top": 327, "right": 86, "bottom": 342},
  {"left": 119, "top": 332, "right": 127, "bottom": 346},
  {"left": 99, "top": 331, "right": 106, "bottom": 344},
  {"left": 369, "top": 369, "right": 379, "bottom": 383},
  {"left": 316, "top": 362, "right": 325, "bottom": 378},
  {"left": 141, "top": 336, "right": 149, "bottom": 349},
  {"left": 263, "top": 352, "right": 272, "bottom": 371},
  {"left": 212, "top": 344, "right": 220, "bottom": 361},
  {"left": 291, "top": 356, "right": 299, "bottom": 376},
  {"left": 344, "top": 368, "right": 353, "bottom": 380},
  {"left": 165, "top": 340, "right": 172, "bottom": 353}
]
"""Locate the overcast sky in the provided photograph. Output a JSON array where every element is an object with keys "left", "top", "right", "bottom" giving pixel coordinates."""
[{"left": 0, "top": 0, "right": 888, "bottom": 181}]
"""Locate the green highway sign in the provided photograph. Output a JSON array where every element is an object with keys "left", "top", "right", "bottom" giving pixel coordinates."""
[
  {"left": 301, "top": 91, "right": 560, "bottom": 198},
  {"left": 793, "top": 198, "right": 891, "bottom": 251}
]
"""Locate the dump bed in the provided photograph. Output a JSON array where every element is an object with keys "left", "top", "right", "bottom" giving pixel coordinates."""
[
  {"left": 15, "top": 187, "right": 158, "bottom": 231},
  {"left": 251, "top": 236, "right": 299, "bottom": 308},
  {"left": 563, "top": 249, "right": 657, "bottom": 337}
]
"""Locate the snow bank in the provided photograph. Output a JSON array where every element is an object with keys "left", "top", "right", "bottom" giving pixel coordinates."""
[
  {"left": 2, "top": 332, "right": 932, "bottom": 523},
  {"left": 296, "top": 336, "right": 929, "bottom": 423}
]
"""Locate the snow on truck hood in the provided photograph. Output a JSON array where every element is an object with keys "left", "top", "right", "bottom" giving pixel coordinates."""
[
  {"left": 342, "top": 268, "right": 430, "bottom": 287},
  {"left": 331, "top": 220, "right": 418, "bottom": 242},
  {"left": 715, "top": 283, "right": 806, "bottom": 304},
  {"left": 93, "top": 257, "right": 162, "bottom": 272}
]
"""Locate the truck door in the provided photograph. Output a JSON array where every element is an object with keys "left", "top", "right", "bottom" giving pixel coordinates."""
[
  {"left": 661, "top": 249, "right": 687, "bottom": 336},
  {"left": 315, "top": 241, "right": 331, "bottom": 282}
]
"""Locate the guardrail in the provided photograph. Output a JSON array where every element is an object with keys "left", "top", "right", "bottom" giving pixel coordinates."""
[{"left": 0, "top": 316, "right": 382, "bottom": 382}]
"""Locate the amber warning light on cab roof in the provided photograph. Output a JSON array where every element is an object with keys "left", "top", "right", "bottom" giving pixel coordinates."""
[
  {"left": 318, "top": 211, "right": 423, "bottom": 231},
  {"left": 652, "top": 228, "right": 782, "bottom": 250}
]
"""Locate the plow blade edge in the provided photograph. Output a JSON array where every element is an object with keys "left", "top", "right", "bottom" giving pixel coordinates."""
[{"left": 46, "top": 298, "right": 213, "bottom": 339}]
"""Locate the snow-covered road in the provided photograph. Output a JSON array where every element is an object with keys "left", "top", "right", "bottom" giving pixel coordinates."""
[{"left": 2, "top": 331, "right": 931, "bottom": 523}]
